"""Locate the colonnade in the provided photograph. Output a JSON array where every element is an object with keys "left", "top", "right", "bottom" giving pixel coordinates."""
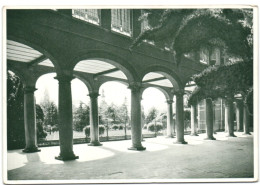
[
  {"left": 189, "top": 98, "right": 251, "bottom": 140},
  {"left": 21, "top": 73, "right": 187, "bottom": 160}
]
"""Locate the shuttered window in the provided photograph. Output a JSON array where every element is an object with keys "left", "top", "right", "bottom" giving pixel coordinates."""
[
  {"left": 72, "top": 9, "right": 100, "bottom": 25},
  {"left": 111, "top": 9, "right": 132, "bottom": 36}
]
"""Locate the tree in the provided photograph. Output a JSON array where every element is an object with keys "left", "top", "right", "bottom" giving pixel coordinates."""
[
  {"left": 36, "top": 104, "right": 47, "bottom": 140},
  {"left": 105, "top": 103, "right": 120, "bottom": 124},
  {"left": 146, "top": 107, "right": 159, "bottom": 124},
  {"left": 40, "top": 90, "right": 58, "bottom": 127},
  {"left": 118, "top": 97, "right": 130, "bottom": 125},
  {"left": 7, "top": 70, "right": 25, "bottom": 149},
  {"left": 188, "top": 61, "right": 253, "bottom": 115},
  {"left": 73, "top": 102, "right": 90, "bottom": 131},
  {"left": 131, "top": 9, "right": 253, "bottom": 64},
  {"left": 99, "top": 89, "right": 108, "bottom": 125}
]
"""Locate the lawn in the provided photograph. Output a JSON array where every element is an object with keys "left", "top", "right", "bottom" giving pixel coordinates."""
[{"left": 45, "top": 129, "right": 167, "bottom": 141}]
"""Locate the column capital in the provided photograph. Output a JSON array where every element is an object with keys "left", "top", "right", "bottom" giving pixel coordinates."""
[
  {"left": 173, "top": 89, "right": 185, "bottom": 96},
  {"left": 23, "top": 86, "right": 37, "bottom": 94},
  {"left": 166, "top": 99, "right": 174, "bottom": 104},
  {"left": 88, "top": 92, "right": 100, "bottom": 98},
  {"left": 128, "top": 82, "right": 142, "bottom": 92},
  {"left": 54, "top": 75, "right": 74, "bottom": 83}
]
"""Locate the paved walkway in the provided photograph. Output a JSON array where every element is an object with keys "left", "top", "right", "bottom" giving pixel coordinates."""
[{"left": 6, "top": 132, "right": 255, "bottom": 183}]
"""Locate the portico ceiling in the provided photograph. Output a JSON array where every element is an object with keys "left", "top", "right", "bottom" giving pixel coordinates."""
[
  {"left": 7, "top": 40, "right": 42, "bottom": 62},
  {"left": 7, "top": 40, "right": 174, "bottom": 88}
]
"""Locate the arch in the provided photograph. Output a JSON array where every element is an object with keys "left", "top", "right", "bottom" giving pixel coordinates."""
[
  {"left": 71, "top": 50, "right": 139, "bottom": 83},
  {"left": 140, "top": 65, "right": 183, "bottom": 90},
  {"left": 141, "top": 85, "right": 172, "bottom": 101},
  {"left": 98, "top": 80, "right": 129, "bottom": 94},
  {"left": 7, "top": 36, "right": 61, "bottom": 74},
  {"left": 73, "top": 74, "right": 94, "bottom": 93},
  {"left": 97, "top": 78, "right": 129, "bottom": 91}
]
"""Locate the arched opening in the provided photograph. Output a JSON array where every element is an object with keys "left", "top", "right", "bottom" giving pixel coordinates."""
[
  {"left": 35, "top": 73, "right": 58, "bottom": 143},
  {"left": 35, "top": 73, "right": 90, "bottom": 144},
  {"left": 73, "top": 59, "right": 132, "bottom": 142},
  {"left": 141, "top": 87, "right": 168, "bottom": 137},
  {"left": 141, "top": 72, "right": 178, "bottom": 138},
  {"left": 71, "top": 78, "right": 90, "bottom": 140},
  {"left": 98, "top": 81, "right": 131, "bottom": 141}
]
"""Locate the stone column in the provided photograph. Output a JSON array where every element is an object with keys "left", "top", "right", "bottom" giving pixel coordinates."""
[
  {"left": 128, "top": 83, "right": 146, "bottom": 150},
  {"left": 166, "top": 99, "right": 174, "bottom": 138},
  {"left": 22, "top": 86, "right": 40, "bottom": 153},
  {"left": 225, "top": 97, "right": 236, "bottom": 137},
  {"left": 174, "top": 89, "right": 187, "bottom": 144},
  {"left": 190, "top": 104, "right": 198, "bottom": 136},
  {"left": 224, "top": 101, "right": 229, "bottom": 133},
  {"left": 205, "top": 98, "right": 216, "bottom": 140},
  {"left": 220, "top": 98, "right": 225, "bottom": 131},
  {"left": 235, "top": 101, "right": 243, "bottom": 132},
  {"left": 243, "top": 103, "right": 251, "bottom": 135},
  {"left": 88, "top": 92, "right": 102, "bottom": 146},
  {"left": 55, "top": 75, "right": 78, "bottom": 161}
]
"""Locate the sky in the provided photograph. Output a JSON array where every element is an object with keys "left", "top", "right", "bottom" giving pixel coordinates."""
[{"left": 35, "top": 73, "right": 168, "bottom": 114}]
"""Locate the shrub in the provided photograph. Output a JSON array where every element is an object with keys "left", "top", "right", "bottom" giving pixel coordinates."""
[
  {"left": 36, "top": 121, "right": 47, "bottom": 140},
  {"left": 147, "top": 122, "right": 163, "bottom": 132},
  {"left": 83, "top": 125, "right": 106, "bottom": 137},
  {"left": 83, "top": 125, "right": 90, "bottom": 137},
  {"left": 99, "top": 125, "right": 105, "bottom": 136},
  {"left": 51, "top": 125, "right": 59, "bottom": 132},
  {"left": 111, "top": 124, "right": 119, "bottom": 130},
  {"left": 143, "top": 124, "right": 148, "bottom": 129},
  {"left": 118, "top": 124, "right": 124, "bottom": 130}
]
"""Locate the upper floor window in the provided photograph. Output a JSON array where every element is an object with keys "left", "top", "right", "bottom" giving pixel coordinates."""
[
  {"left": 111, "top": 9, "right": 132, "bottom": 36},
  {"left": 200, "top": 47, "right": 209, "bottom": 65},
  {"left": 72, "top": 9, "right": 101, "bottom": 25},
  {"left": 210, "top": 47, "right": 221, "bottom": 65}
]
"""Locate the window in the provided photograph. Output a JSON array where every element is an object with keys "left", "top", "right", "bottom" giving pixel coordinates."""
[
  {"left": 210, "top": 47, "right": 221, "bottom": 65},
  {"left": 111, "top": 9, "right": 131, "bottom": 36},
  {"left": 200, "top": 47, "right": 209, "bottom": 64},
  {"left": 72, "top": 9, "right": 100, "bottom": 25}
]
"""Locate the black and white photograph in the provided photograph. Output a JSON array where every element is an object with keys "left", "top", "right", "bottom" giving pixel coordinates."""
[{"left": 2, "top": 3, "right": 258, "bottom": 184}]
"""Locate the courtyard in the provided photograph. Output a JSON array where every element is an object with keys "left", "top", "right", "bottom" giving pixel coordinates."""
[{"left": 7, "top": 131, "right": 254, "bottom": 182}]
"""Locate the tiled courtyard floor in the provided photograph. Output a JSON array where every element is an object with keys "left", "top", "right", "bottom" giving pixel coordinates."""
[{"left": 6, "top": 131, "right": 255, "bottom": 183}]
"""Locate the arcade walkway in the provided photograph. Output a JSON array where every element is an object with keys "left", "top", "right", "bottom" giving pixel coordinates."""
[{"left": 7, "top": 132, "right": 254, "bottom": 182}]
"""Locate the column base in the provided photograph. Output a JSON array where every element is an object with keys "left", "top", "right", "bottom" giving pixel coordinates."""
[
  {"left": 55, "top": 153, "right": 79, "bottom": 161},
  {"left": 204, "top": 137, "right": 216, "bottom": 140},
  {"left": 173, "top": 140, "right": 188, "bottom": 144},
  {"left": 190, "top": 133, "right": 199, "bottom": 136},
  {"left": 88, "top": 141, "right": 102, "bottom": 146},
  {"left": 242, "top": 132, "right": 251, "bottom": 135},
  {"left": 128, "top": 145, "right": 146, "bottom": 151},
  {"left": 22, "top": 146, "right": 41, "bottom": 153},
  {"left": 226, "top": 134, "right": 237, "bottom": 137}
]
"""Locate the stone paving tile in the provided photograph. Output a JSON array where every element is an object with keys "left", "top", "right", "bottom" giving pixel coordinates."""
[{"left": 6, "top": 132, "right": 254, "bottom": 182}]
